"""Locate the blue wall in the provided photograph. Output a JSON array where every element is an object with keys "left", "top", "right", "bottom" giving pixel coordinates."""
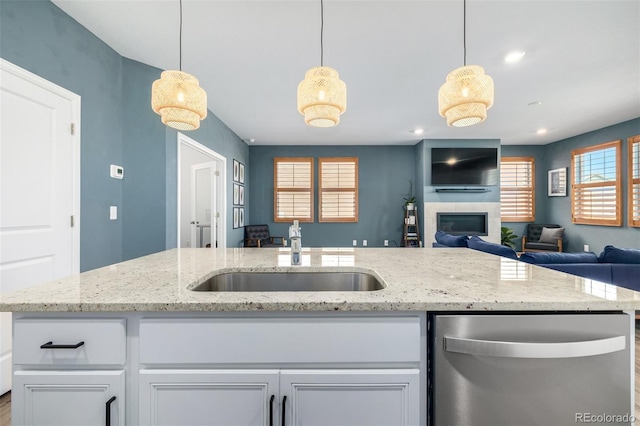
[
  {"left": 542, "top": 118, "right": 640, "bottom": 253},
  {"left": 502, "top": 118, "right": 640, "bottom": 253},
  {"left": 249, "top": 145, "right": 416, "bottom": 247},
  {"left": 1, "top": 0, "right": 124, "bottom": 271},
  {"left": 1, "top": 0, "right": 249, "bottom": 270}
]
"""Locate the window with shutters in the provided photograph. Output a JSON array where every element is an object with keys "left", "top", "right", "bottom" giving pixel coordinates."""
[
  {"left": 273, "top": 157, "right": 314, "bottom": 222},
  {"left": 571, "top": 140, "right": 622, "bottom": 226},
  {"left": 629, "top": 135, "right": 640, "bottom": 227},
  {"left": 319, "top": 157, "right": 358, "bottom": 222},
  {"left": 500, "top": 157, "right": 535, "bottom": 222}
]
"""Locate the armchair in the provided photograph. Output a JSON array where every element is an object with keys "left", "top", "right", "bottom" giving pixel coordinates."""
[
  {"left": 522, "top": 224, "right": 565, "bottom": 253},
  {"left": 243, "top": 224, "right": 285, "bottom": 248}
]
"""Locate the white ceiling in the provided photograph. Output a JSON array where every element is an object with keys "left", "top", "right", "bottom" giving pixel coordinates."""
[{"left": 52, "top": 0, "right": 640, "bottom": 146}]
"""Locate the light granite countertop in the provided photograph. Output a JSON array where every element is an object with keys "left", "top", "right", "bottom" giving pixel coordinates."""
[{"left": 1, "top": 247, "right": 639, "bottom": 312}]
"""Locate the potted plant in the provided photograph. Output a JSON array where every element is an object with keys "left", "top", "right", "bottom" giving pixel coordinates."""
[
  {"left": 404, "top": 179, "right": 416, "bottom": 210},
  {"left": 501, "top": 226, "right": 518, "bottom": 249}
]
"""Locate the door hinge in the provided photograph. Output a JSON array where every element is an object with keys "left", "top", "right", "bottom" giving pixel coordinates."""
[
  {"left": 70, "top": 123, "right": 76, "bottom": 135},
  {"left": 214, "top": 171, "right": 220, "bottom": 176},
  {"left": 215, "top": 212, "right": 220, "bottom": 218},
  {"left": 70, "top": 215, "right": 75, "bottom": 227}
]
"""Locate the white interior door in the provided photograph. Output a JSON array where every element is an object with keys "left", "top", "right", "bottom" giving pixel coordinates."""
[
  {"left": 0, "top": 59, "right": 80, "bottom": 394},
  {"left": 190, "top": 162, "right": 216, "bottom": 248}
]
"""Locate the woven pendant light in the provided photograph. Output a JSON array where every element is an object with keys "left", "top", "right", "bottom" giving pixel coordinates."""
[
  {"left": 297, "top": 0, "right": 346, "bottom": 127},
  {"left": 151, "top": 0, "right": 207, "bottom": 131},
  {"left": 438, "top": 0, "right": 493, "bottom": 127}
]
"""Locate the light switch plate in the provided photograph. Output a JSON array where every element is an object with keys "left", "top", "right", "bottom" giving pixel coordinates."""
[{"left": 110, "top": 206, "right": 117, "bottom": 220}]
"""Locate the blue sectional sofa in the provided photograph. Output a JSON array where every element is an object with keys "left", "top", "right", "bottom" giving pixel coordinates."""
[{"left": 433, "top": 232, "right": 640, "bottom": 291}]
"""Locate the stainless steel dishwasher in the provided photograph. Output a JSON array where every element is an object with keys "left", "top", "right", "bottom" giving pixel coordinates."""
[{"left": 429, "top": 313, "right": 633, "bottom": 426}]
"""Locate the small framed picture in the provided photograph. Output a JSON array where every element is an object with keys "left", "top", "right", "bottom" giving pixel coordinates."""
[
  {"left": 239, "top": 207, "right": 245, "bottom": 227},
  {"left": 233, "top": 207, "right": 239, "bottom": 229},
  {"left": 239, "top": 185, "right": 245, "bottom": 206},
  {"left": 548, "top": 167, "right": 567, "bottom": 197},
  {"left": 233, "top": 183, "right": 239, "bottom": 205},
  {"left": 239, "top": 163, "right": 245, "bottom": 184},
  {"left": 233, "top": 159, "right": 240, "bottom": 182}
]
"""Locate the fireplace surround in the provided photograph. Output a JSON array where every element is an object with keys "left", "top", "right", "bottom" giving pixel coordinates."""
[{"left": 437, "top": 212, "right": 488, "bottom": 236}]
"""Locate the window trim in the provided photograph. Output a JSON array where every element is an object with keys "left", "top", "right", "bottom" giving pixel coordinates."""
[
  {"left": 571, "top": 140, "right": 622, "bottom": 226},
  {"left": 318, "top": 157, "right": 359, "bottom": 223},
  {"left": 629, "top": 135, "right": 640, "bottom": 227},
  {"left": 500, "top": 157, "right": 535, "bottom": 222},
  {"left": 273, "top": 157, "right": 314, "bottom": 223}
]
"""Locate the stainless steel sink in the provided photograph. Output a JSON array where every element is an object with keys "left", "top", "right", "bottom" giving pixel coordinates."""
[{"left": 190, "top": 271, "right": 385, "bottom": 292}]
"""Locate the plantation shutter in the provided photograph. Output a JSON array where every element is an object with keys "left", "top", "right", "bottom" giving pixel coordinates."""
[
  {"left": 274, "top": 157, "right": 314, "bottom": 222},
  {"left": 629, "top": 135, "right": 640, "bottom": 227},
  {"left": 571, "top": 140, "right": 621, "bottom": 226},
  {"left": 319, "top": 158, "right": 358, "bottom": 222},
  {"left": 500, "top": 157, "right": 535, "bottom": 222}
]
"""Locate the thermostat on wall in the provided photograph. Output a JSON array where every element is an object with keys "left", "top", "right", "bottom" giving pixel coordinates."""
[{"left": 110, "top": 164, "right": 124, "bottom": 179}]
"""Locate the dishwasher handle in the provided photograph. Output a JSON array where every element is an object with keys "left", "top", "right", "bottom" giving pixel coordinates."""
[{"left": 444, "top": 335, "right": 625, "bottom": 359}]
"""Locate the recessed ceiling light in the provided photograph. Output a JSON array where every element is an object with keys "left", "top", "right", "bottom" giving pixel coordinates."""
[
  {"left": 504, "top": 51, "right": 526, "bottom": 63},
  {"left": 412, "top": 128, "right": 424, "bottom": 135},
  {"left": 249, "top": 138, "right": 256, "bottom": 143},
  {"left": 536, "top": 128, "right": 547, "bottom": 135},
  {"left": 528, "top": 101, "right": 542, "bottom": 107}
]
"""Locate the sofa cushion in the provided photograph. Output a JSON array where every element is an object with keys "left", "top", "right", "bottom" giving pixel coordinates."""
[
  {"left": 538, "top": 227, "right": 564, "bottom": 244},
  {"left": 519, "top": 252, "right": 598, "bottom": 265},
  {"left": 435, "top": 231, "right": 468, "bottom": 247},
  {"left": 523, "top": 242, "right": 561, "bottom": 252},
  {"left": 467, "top": 236, "right": 518, "bottom": 260},
  {"left": 611, "top": 264, "right": 640, "bottom": 291},
  {"left": 538, "top": 263, "right": 613, "bottom": 284},
  {"left": 598, "top": 245, "right": 640, "bottom": 264}
]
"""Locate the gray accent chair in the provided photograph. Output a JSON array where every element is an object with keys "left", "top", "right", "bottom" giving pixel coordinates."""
[{"left": 522, "top": 224, "right": 565, "bottom": 252}]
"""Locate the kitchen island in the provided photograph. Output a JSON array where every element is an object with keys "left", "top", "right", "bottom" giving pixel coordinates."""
[{"left": 0, "top": 247, "right": 638, "bottom": 426}]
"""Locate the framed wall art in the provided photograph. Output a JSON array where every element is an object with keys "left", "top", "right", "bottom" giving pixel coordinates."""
[
  {"left": 239, "top": 207, "right": 245, "bottom": 227},
  {"left": 233, "top": 207, "right": 239, "bottom": 229},
  {"left": 548, "top": 167, "right": 567, "bottom": 197},
  {"left": 233, "top": 183, "right": 240, "bottom": 205},
  {"left": 239, "top": 185, "right": 245, "bottom": 206},
  {"left": 239, "top": 162, "right": 245, "bottom": 184},
  {"left": 233, "top": 159, "right": 240, "bottom": 182}
]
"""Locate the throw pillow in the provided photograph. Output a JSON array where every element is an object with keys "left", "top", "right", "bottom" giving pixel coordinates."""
[
  {"left": 434, "top": 231, "right": 468, "bottom": 247},
  {"left": 538, "top": 227, "right": 564, "bottom": 244},
  {"left": 598, "top": 245, "right": 640, "bottom": 264}
]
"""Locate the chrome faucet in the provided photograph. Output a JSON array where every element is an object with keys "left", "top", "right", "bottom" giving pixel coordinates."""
[{"left": 289, "top": 220, "right": 301, "bottom": 265}]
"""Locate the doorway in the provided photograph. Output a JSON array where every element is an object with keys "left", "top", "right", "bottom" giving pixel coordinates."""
[
  {"left": 177, "top": 133, "right": 226, "bottom": 249},
  {"left": 0, "top": 59, "right": 80, "bottom": 394}
]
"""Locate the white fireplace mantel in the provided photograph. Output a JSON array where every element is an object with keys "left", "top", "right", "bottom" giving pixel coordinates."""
[{"left": 424, "top": 202, "right": 501, "bottom": 245}]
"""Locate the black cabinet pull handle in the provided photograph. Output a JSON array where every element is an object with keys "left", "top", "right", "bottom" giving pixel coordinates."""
[
  {"left": 106, "top": 396, "right": 116, "bottom": 426},
  {"left": 281, "top": 395, "right": 287, "bottom": 426},
  {"left": 269, "top": 394, "right": 275, "bottom": 426},
  {"left": 40, "top": 341, "right": 85, "bottom": 349}
]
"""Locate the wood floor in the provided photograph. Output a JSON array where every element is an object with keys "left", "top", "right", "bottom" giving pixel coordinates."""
[{"left": 1, "top": 325, "right": 639, "bottom": 425}]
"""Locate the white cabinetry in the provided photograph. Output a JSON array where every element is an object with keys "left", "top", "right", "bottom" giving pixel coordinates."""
[
  {"left": 12, "top": 317, "right": 126, "bottom": 426},
  {"left": 12, "top": 312, "right": 425, "bottom": 425},
  {"left": 12, "top": 371, "right": 124, "bottom": 426}
]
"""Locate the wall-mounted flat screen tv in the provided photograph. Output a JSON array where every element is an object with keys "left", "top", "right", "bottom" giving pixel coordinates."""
[{"left": 431, "top": 147, "right": 498, "bottom": 186}]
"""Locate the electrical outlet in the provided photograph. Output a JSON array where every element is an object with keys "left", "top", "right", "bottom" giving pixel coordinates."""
[
  {"left": 363, "top": 240, "right": 367, "bottom": 246},
  {"left": 584, "top": 244, "right": 590, "bottom": 252},
  {"left": 384, "top": 240, "right": 389, "bottom": 247},
  {"left": 352, "top": 240, "right": 357, "bottom": 246},
  {"left": 109, "top": 206, "right": 117, "bottom": 220}
]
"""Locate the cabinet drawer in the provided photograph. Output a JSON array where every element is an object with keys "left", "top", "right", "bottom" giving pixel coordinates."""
[
  {"left": 13, "top": 318, "right": 126, "bottom": 366},
  {"left": 140, "top": 315, "right": 421, "bottom": 365}
]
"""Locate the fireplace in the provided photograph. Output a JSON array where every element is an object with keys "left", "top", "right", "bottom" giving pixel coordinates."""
[{"left": 437, "top": 212, "right": 488, "bottom": 236}]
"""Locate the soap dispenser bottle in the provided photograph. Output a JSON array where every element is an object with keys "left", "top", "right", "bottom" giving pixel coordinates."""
[{"left": 289, "top": 220, "right": 302, "bottom": 265}]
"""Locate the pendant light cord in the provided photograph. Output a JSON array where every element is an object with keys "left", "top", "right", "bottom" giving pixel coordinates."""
[
  {"left": 320, "top": 0, "right": 324, "bottom": 67},
  {"left": 179, "top": 0, "right": 183, "bottom": 71},
  {"left": 463, "top": 0, "right": 467, "bottom": 66}
]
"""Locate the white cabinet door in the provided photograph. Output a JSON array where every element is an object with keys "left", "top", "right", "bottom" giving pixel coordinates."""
[
  {"left": 12, "top": 370, "right": 124, "bottom": 426},
  {"left": 139, "top": 370, "right": 280, "bottom": 426},
  {"left": 280, "top": 369, "right": 420, "bottom": 426}
]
